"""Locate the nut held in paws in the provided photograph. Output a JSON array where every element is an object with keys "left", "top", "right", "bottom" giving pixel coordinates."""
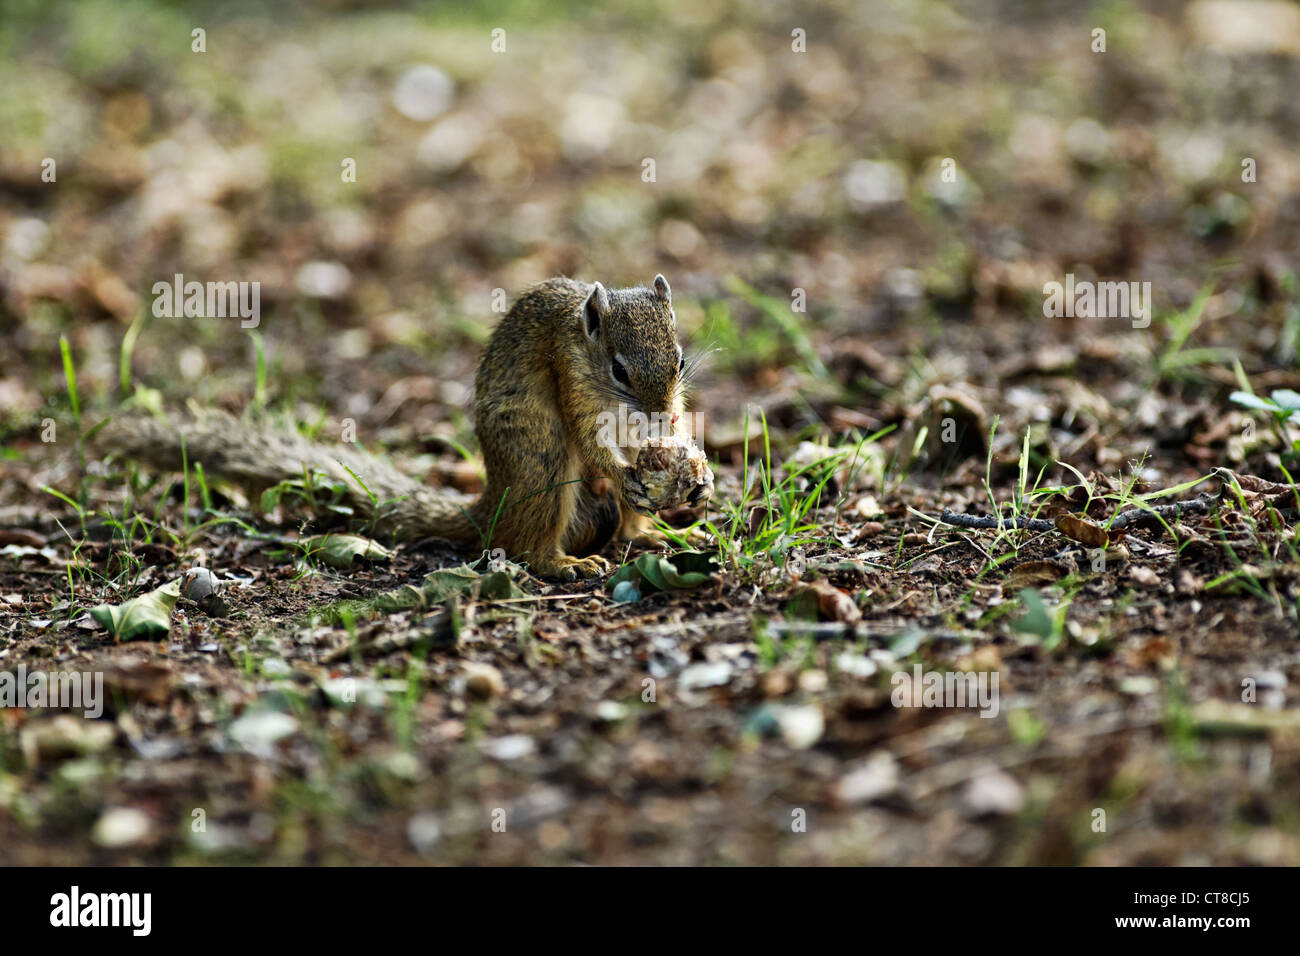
[{"left": 633, "top": 436, "right": 712, "bottom": 510}]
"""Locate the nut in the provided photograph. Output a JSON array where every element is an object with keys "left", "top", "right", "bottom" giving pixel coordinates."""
[{"left": 633, "top": 435, "right": 711, "bottom": 509}]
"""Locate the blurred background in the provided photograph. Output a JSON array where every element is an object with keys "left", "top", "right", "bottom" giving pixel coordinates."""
[{"left": 1, "top": 0, "right": 1297, "bottom": 474}]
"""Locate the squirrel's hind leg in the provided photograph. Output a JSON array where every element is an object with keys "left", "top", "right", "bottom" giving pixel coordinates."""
[
  {"left": 476, "top": 408, "right": 609, "bottom": 579},
  {"left": 565, "top": 485, "right": 621, "bottom": 557},
  {"left": 486, "top": 478, "right": 609, "bottom": 580}
]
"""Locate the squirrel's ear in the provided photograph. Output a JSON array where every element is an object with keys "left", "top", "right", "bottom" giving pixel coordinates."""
[
  {"left": 584, "top": 282, "right": 609, "bottom": 340},
  {"left": 652, "top": 274, "right": 671, "bottom": 305}
]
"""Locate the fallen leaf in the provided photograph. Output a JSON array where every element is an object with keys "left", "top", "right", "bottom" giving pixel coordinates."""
[
  {"left": 89, "top": 579, "right": 181, "bottom": 642},
  {"left": 788, "top": 580, "right": 862, "bottom": 624},
  {"left": 608, "top": 551, "right": 719, "bottom": 593},
  {"left": 1054, "top": 514, "right": 1114, "bottom": 548},
  {"left": 1004, "top": 560, "right": 1067, "bottom": 589},
  {"left": 302, "top": 534, "right": 393, "bottom": 568}
]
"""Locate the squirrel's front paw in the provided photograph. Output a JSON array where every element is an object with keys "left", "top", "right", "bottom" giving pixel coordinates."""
[
  {"left": 686, "top": 466, "right": 715, "bottom": 508},
  {"left": 623, "top": 468, "right": 658, "bottom": 514}
]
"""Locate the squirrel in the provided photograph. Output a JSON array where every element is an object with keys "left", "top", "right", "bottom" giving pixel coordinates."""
[{"left": 99, "top": 274, "right": 713, "bottom": 580}]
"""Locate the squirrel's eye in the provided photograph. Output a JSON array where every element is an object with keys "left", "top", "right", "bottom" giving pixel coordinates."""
[
  {"left": 611, "top": 358, "right": 631, "bottom": 387},
  {"left": 678, "top": 353, "right": 686, "bottom": 373}
]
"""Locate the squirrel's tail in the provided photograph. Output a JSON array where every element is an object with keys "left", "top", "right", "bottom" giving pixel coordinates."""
[{"left": 96, "top": 411, "right": 484, "bottom": 545}]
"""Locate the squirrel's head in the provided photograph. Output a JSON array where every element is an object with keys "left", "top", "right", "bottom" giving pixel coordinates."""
[{"left": 581, "top": 274, "right": 683, "bottom": 415}]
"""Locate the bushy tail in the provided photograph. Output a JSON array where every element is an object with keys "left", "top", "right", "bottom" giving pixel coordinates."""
[{"left": 97, "top": 411, "right": 484, "bottom": 545}]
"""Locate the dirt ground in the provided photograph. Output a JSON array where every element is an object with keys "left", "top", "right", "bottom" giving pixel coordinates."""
[{"left": 2, "top": 0, "right": 1300, "bottom": 865}]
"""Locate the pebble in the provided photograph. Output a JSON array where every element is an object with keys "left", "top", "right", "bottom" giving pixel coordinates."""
[
  {"left": 611, "top": 580, "right": 641, "bottom": 603},
  {"left": 962, "top": 770, "right": 1025, "bottom": 816},
  {"left": 679, "top": 661, "right": 733, "bottom": 691},
  {"left": 407, "top": 812, "right": 443, "bottom": 858},
  {"left": 832, "top": 752, "right": 899, "bottom": 806},
  {"left": 392, "top": 65, "right": 453, "bottom": 121},
  {"left": 463, "top": 662, "right": 506, "bottom": 700},
  {"left": 93, "top": 807, "right": 152, "bottom": 848},
  {"left": 776, "top": 704, "right": 824, "bottom": 750},
  {"left": 228, "top": 710, "right": 298, "bottom": 756},
  {"left": 482, "top": 734, "right": 535, "bottom": 761}
]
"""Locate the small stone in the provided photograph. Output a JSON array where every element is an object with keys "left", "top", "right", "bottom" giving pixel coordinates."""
[
  {"left": 593, "top": 700, "right": 628, "bottom": 722},
  {"left": 611, "top": 580, "right": 641, "bottom": 603},
  {"left": 835, "top": 653, "right": 878, "bottom": 678},
  {"left": 1253, "top": 669, "right": 1287, "bottom": 690},
  {"left": 762, "top": 670, "right": 793, "bottom": 698},
  {"left": 464, "top": 662, "right": 506, "bottom": 700},
  {"left": 392, "top": 65, "right": 453, "bottom": 121},
  {"left": 776, "top": 704, "right": 824, "bottom": 750},
  {"left": 5, "top": 218, "right": 51, "bottom": 260},
  {"left": 844, "top": 160, "right": 906, "bottom": 209},
  {"left": 93, "top": 807, "right": 152, "bottom": 848},
  {"left": 228, "top": 710, "right": 298, "bottom": 756},
  {"left": 1120, "top": 676, "right": 1160, "bottom": 696},
  {"left": 832, "top": 752, "right": 899, "bottom": 806},
  {"left": 1127, "top": 565, "right": 1160, "bottom": 587},
  {"left": 294, "top": 260, "right": 351, "bottom": 299},
  {"left": 854, "top": 495, "right": 883, "bottom": 518},
  {"left": 407, "top": 812, "right": 443, "bottom": 858},
  {"left": 679, "top": 661, "right": 733, "bottom": 691},
  {"left": 182, "top": 566, "right": 219, "bottom": 598},
  {"left": 963, "top": 770, "right": 1025, "bottom": 816},
  {"left": 798, "top": 669, "right": 829, "bottom": 693},
  {"left": 482, "top": 734, "right": 535, "bottom": 761}
]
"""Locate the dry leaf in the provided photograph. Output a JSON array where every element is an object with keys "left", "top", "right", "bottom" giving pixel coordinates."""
[
  {"left": 790, "top": 580, "right": 862, "bottom": 624},
  {"left": 1054, "top": 514, "right": 1115, "bottom": 548},
  {"left": 1004, "top": 560, "right": 1067, "bottom": 589}
]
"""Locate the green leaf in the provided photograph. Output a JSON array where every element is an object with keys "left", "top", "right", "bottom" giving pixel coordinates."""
[
  {"left": 260, "top": 485, "right": 282, "bottom": 512},
  {"left": 370, "top": 584, "right": 436, "bottom": 614},
  {"left": 60, "top": 334, "right": 80, "bottom": 426},
  {"left": 89, "top": 579, "right": 181, "bottom": 641},
  {"left": 785, "top": 587, "right": 820, "bottom": 622},
  {"left": 889, "top": 628, "right": 924, "bottom": 657},
  {"left": 302, "top": 534, "right": 393, "bottom": 568},
  {"left": 478, "top": 570, "right": 525, "bottom": 600},
  {"left": 1229, "top": 391, "right": 1280, "bottom": 413},
  {"left": 422, "top": 565, "right": 485, "bottom": 601},
  {"left": 421, "top": 564, "right": 527, "bottom": 603},
  {"left": 1013, "top": 588, "right": 1054, "bottom": 641},
  {"left": 609, "top": 550, "right": 719, "bottom": 593},
  {"left": 1270, "top": 389, "right": 1300, "bottom": 412}
]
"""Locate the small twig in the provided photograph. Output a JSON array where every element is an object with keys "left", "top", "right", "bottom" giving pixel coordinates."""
[
  {"left": 937, "top": 490, "right": 1224, "bottom": 536},
  {"left": 476, "top": 593, "right": 592, "bottom": 604},
  {"left": 1107, "top": 491, "right": 1222, "bottom": 530},
  {"left": 937, "top": 511, "right": 1053, "bottom": 532}
]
